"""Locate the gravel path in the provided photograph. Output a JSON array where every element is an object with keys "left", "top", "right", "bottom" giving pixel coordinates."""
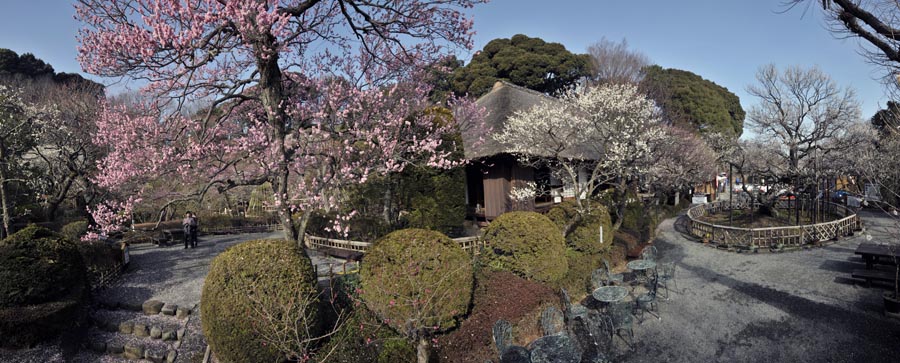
[
  {"left": 96, "top": 232, "right": 285, "bottom": 308},
  {"left": 615, "top": 210, "right": 900, "bottom": 362}
]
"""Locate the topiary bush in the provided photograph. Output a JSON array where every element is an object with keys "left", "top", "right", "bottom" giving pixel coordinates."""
[
  {"left": 60, "top": 220, "right": 89, "bottom": 241},
  {"left": 319, "top": 307, "right": 414, "bottom": 363},
  {"left": 201, "top": 239, "right": 320, "bottom": 363},
  {"left": 546, "top": 200, "right": 614, "bottom": 254},
  {"left": 0, "top": 225, "right": 88, "bottom": 348},
  {"left": 482, "top": 211, "right": 568, "bottom": 283},
  {"left": 360, "top": 229, "right": 473, "bottom": 362}
]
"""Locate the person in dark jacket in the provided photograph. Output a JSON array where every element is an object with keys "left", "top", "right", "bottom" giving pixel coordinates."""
[
  {"left": 182, "top": 212, "right": 194, "bottom": 249},
  {"left": 190, "top": 212, "right": 199, "bottom": 248}
]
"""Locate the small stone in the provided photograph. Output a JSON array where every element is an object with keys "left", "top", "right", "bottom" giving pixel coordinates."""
[
  {"left": 133, "top": 323, "right": 149, "bottom": 337},
  {"left": 173, "top": 340, "right": 182, "bottom": 349},
  {"left": 176, "top": 328, "right": 185, "bottom": 341},
  {"left": 166, "top": 350, "right": 177, "bottom": 363},
  {"left": 150, "top": 326, "right": 162, "bottom": 339},
  {"left": 118, "top": 321, "right": 134, "bottom": 334},
  {"left": 175, "top": 307, "right": 190, "bottom": 319},
  {"left": 107, "top": 343, "right": 124, "bottom": 354},
  {"left": 142, "top": 300, "right": 165, "bottom": 315},
  {"left": 89, "top": 341, "right": 106, "bottom": 353},
  {"left": 147, "top": 349, "right": 165, "bottom": 363},
  {"left": 124, "top": 343, "right": 144, "bottom": 359},
  {"left": 162, "top": 330, "right": 176, "bottom": 341},
  {"left": 161, "top": 303, "right": 177, "bottom": 316}
]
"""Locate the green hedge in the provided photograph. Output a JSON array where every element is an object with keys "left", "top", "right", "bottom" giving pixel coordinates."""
[
  {"left": 481, "top": 211, "right": 568, "bottom": 283},
  {"left": 546, "top": 200, "right": 613, "bottom": 254},
  {"left": 60, "top": 220, "right": 89, "bottom": 241},
  {"left": 0, "top": 226, "right": 87, "bottom": 348},
  {"left": 201, "top": 239, "right": 319, "bottom": 363},
  {"left": 360, "top": 229, "right": 473, "bottom": 335}
]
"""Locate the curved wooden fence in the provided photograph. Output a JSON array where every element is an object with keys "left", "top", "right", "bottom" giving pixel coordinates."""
[
  {"left": 305, "top": 235, "right": 485, "bottom": 255},
  {"left": 686, "top": 200, "right": 860, "bottom": 249}
]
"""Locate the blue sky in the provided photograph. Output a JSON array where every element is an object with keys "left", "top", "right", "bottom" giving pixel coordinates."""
[{"left": 0, "top": 0, "right": 890, "bottom": 121}]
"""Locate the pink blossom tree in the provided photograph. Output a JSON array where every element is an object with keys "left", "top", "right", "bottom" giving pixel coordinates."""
[{"left": 76, "top": 0, "right": 485, "bottom": 246}]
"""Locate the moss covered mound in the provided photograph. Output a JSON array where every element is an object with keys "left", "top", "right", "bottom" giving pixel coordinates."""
[
  {"left": 201, "top": 239, "right": 319, "bottom": 363},
  {"left": 546, "top": 201, "right": 614, "bottom": 254},
  {"left": 0, "top": 225, "right": 87, "bottom": 308},
  {"left": 482, "top": 211, "right": 567, "bottom": 283},
  {"left": 0, "top": 225, "right": 87, "bottom": 348},
  {"left": 360, "top": 229, "right": 473, "bottom": 335}
]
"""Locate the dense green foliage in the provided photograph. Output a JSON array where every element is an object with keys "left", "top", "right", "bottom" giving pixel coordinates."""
[
  {"left": 0, "top": 226, "right": 87, "bottom": 348},
  {"left": 61, "top": 220, "right": 89, "bottom": 241},
  {"left": 319, "top": 307, "right": 414, "bottom": 363},
  {"left": 482, "top": 211, "right": 568, "bottom": 283},
  {"left": 556, "top": 249, "right": 606, "bottom": 295},
  {"left": 452, "top": 34, "right": 591, "bottom": 97},
  {"left": 642, "top": 65, "right": 745, "bottom": 137},
  {"left": 77, "top": 241, "right": 123, "bottom": 289},
  {"left": 360, "top": 229, "right": 473, "bottom": 335},
  {"left": 546, "top": 200, "right": 614, "bottom": 254},
  {"left": 201, "top": 239, "right": 319, "bottom": 363},
  {"left": 0, "top": 48, "right": 102, "bottom": 90},
  {"left": 0, "top": 226, "right": 87, "bottom": 307}
]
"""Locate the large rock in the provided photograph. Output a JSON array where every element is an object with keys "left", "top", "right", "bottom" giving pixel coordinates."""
[
  {"left": 493, "top": 319, "right": 513, "bottom": 353},
  {"left": 150, "top": 326, "right": 162, "bottom": 339},
  {"left": 142, "top": 300, "right": 165, "bottom": 315},
  {"left": 161, "top": 304, "right": 177, "bottom": 316},
  {"left": 118, "top": 321, "right": 133, "bottom": 334},
  {"left": 124, "top": 343, "right": 144, "bottom": 359},
  {"left": 540, "top": 306, "right": 566, "bottom": 336},
  {"left": 527, "top": 335, "right": 580, "bottom": 363},
  {"left": 133, "top": 323, "right": 149, "bottom": 337}
]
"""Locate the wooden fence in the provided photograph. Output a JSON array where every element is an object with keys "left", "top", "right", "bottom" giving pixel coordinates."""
[
  {"left": 305, "top": 235, "right": 486, "bottom": 255},
  {"left": 686, "top": 200, "right": 860, "bottom": 248}
]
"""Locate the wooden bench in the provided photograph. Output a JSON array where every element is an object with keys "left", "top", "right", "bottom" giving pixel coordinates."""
[{"left": 851, "top": 268, "right": 896, "bottom": 287}]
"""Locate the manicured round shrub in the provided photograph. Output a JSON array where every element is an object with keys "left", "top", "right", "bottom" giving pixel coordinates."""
[
  {"left": 319, "top": 307, "right": 413, "bottom": 363},
  {"left": 482, "top": 211, "right": 568, "bottom": 283},
  {"left": 60, "top": 220, "right": 89, "bottom": 241},
  {"left": 201, "top": 239, "right": 319, "bottom": 363},
  {"left": 360, "top": 229, "right": 473, "bottom": 337},
  {"left": 0, "top": 225, "right": 88, "bottom": 347},
  {"left": 546, "top": 201, "right": 614, "bottom": 254}
]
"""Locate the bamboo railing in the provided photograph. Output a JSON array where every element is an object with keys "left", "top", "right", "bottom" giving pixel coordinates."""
[
  {"left": 686, "top": 200, "right": 860, "bottom": 248},
  {"left": 305, "top": 235, "right": 486, "bottom": 255}
]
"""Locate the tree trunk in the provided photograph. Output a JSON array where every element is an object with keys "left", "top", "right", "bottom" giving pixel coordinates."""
[
  {"left": 0, "top": 177, "right": 9, "bottom": 239},
  {"left": 382, "top": 176, "right": 393, "bottom": 224},
  {"left": 256, "top": 37, "right": 298, "bottom": 246},
  {"left": 416, "top": 336, "right": 429, "bottom": 363},
  {"left": 611, "top": 179, "right": 629, "bottom": 231},
  {"left": 296, "top": 211, "right": 311, "bottom": 249},
  {"left": 46, "top": 172, "right": 77, "bottom": 222},
  {"left": 674, "top": 190, "right": 680, "bottom": 206}
]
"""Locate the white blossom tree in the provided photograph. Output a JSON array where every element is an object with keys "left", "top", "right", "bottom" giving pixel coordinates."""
[{"left": 495, "top": 83, "right": 664, "bottom": 227}]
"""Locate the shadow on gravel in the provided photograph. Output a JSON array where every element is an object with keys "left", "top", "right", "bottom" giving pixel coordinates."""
[{"left": 677, "top": 261, "right": 900, "bottom": 362}]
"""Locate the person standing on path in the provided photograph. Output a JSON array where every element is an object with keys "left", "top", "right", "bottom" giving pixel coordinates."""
[
  {"left": 182, "top": 212, "right": 194, "bottom": 249},
  {"left": 190, "top": 212, "right": 199, "bottom": 248}
]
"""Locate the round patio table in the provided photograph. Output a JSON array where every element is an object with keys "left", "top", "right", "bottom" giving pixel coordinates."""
[
  {"left": 592, "top": 285, "right": 628, "bottom": 304},
  {"left": 628, "top": 259, "right": 657, "bottom": 285}
]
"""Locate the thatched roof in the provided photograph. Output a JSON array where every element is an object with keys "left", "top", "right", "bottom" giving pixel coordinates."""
[
  {"left": 462, "top": 80, "right": 599, "bottom": 161},
  {"left": 462, "top": 80, "right": 560, "bottom": 160}
]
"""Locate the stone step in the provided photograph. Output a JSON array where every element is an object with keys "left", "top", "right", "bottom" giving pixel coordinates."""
[{"left": 82, "top": 327, "right": 180, "bottom": 362}]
